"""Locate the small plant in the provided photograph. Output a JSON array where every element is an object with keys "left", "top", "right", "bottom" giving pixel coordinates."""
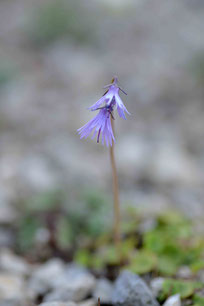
[
  {"left": 77, "top": 77, "right": 130, "bottom": 245},
  {"left": 16, "top": 189, "right": 111, "bottom": 256},
  {"left": 75, "top": 212, "right": 204, "bottom": 279}
]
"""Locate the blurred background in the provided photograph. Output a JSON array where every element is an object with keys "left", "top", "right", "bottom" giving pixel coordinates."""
[
  {"left": 1, "top": 1, "right": 204, "bottom": 305},
  {"left": 0, "top": 0, "right": 204, "bottom": 258}
]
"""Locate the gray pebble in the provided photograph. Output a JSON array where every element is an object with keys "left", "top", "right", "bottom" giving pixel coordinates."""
[
  {"left": 112, "top": 270, "right": 159, "bottom": 306},
  {"left": 93, "top": 278, "right": 113, "bottom": 303},
  {"left": 43, "top": 264, "right": 96, "bottom": 303}
]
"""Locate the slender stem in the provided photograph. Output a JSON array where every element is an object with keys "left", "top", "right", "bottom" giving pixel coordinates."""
[
  {"left": 98, "top": 298, "right": 100, "bottom": 306},
  {"left": 109, "top": 117, "right": 121, "bottom": 245}
]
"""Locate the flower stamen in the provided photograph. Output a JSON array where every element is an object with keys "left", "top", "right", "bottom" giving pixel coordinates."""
[{"left": 97, "top": 128, "right": 101, "bottom": 143}]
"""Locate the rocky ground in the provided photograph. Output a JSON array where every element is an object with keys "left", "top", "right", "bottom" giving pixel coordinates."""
[
  {"left": 1, "top": 248, "right": 202, "bottom": 306},
  {"left": 0, "top": 208, "right": 203, "bottom": 306}
]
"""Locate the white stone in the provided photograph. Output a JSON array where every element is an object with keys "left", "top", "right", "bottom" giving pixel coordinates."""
[
  {"left": 0, "top": 249, "right": 31, "bottom": 276},
  {"left": 44, "top": 264, "right": 96, "bottom": 303},
  {"left": 0, "top": 189, "right": 17, "bottom": 224},
  {"left": 28, "top": 259, "right": 65, "bottom": 295},
  {"left": 150, "top": 277, "right": 164, "bottom": 297},
  {"left": 0, "top": 273, "right": 26, "bottom": 301},
  {"left": 93, "top": 278, "right": 113, "bottom": 303},
  {"left": 176, "top": 266, "right": 192, "bottom": 278},
  {"left": 163, "top": 294, "right": 181, "bottom": 306},
  {"left": 39, "top": 303, "right": 77, "bottom": 306}
]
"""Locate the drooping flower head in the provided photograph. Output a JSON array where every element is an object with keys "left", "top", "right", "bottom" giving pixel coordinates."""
[
  {"left": 77, "top": 77, "right": 129, "bottom": 146},
  {"left": 78, "top": 105, "right": 115, "bottom": 147}
]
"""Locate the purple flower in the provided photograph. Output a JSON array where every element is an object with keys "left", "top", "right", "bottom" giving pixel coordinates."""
[
  {"left": 88, "top": 77, "right": 130, "bottom": 120},
  {"left": 77, "top": 106, "right": 115, "bottom": 146},
  {"left": 77, "top": 77, "right": 129, "bottom": 146}
]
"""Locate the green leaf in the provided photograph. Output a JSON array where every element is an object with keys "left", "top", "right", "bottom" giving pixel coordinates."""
[
  {"left": 157, "top": 256, "right": 179, "bottom": 276},
  {"left": 144, "top": 231, "right": 164, "bottom": 253},
  {"left": 120, "top": 238, "right": 136, "bottom": 258},
  {"left": 17, "top": 216, "right": 40, "bottom": 252},
  {"left": 193, "top": 294, "right": 204, "bottom": 306},
  {"left": 121, "top": 222, "right": 136, "bottom": 234},
  {"left": 159, "top": 279, "right": 203, "bottom": 301},
  {"left": 127, "top": 250, "right": 157, "bottom": 274},
  {"left": 74, "top": 249, "right": 92, "bottom": 267},
  {"left": 82, "top": 189, "right": 108, "bottom": 210},
  {"left": 191, "top": 260, "right": 204, "bottom": 273},
  {"left": 26, "top": 190, "right": 64, "bottom": 212},
  {"left": 86, "top": 214, "right": 109, "bottom": 237},
  {"left": 56, "top": 216, "right": 72, "bottom": 249},
  {"left": 102, "top": 245, "right": 121, "bottom": 265},
  {"left": 90, "top": 255, "right": 105, "bottom": 270},
  {"left": 158, "top": 212, "right": 187, "bottom": 226}
]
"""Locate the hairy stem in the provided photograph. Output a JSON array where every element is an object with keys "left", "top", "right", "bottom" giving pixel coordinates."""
[{"left": 110, "top": 116, "right": 121, "bottom": 245}]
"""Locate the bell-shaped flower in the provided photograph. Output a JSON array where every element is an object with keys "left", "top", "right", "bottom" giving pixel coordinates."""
[
  {"left": 88, "top": 77, "right": 130, "bottom": 120},
  {"left": 77, "top": 106, "right": 115, "bottom": 147}
]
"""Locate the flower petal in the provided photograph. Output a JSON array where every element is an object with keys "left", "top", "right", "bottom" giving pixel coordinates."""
[
  {"left": 77, "top": 108, "right": 115, "bottom": 146},
  {"left": 117, "top": 106, "right": 126, "bottom": 120},
  {"left": 88, "top": 96, "right": 106, "bottom": 111},
  {"left": 115, "top": 93, "right": 130, "bottom": 118}
]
